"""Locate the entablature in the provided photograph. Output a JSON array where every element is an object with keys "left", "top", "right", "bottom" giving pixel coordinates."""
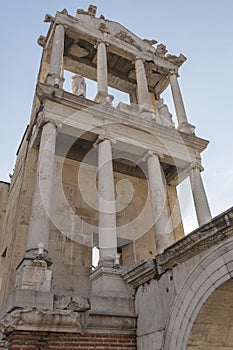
[{"left": 31, "top": 83, "right": 208, "bottom": 185}]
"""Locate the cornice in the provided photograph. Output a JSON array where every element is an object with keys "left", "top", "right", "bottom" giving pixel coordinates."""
[
  {"left": 156, "top": 207, "right": 233, "bottom": 271},
  {"left": 122, "top": 259, "right": 157, "bottom": 289}
]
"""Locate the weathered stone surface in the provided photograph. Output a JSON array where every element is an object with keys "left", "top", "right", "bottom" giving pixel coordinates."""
[
  {"left": 15, "top": 259, "right": 52, "bottom": 292},
  {"left": 3, "top": 290, "right": 54, "bottom": 313},
  {"left": 54, "top": 295, "right": 90, "bottom": 311},
  {"left": 0, "top": 308, "right": 85, "bottom": 335},
  {"left": 0, "top": 5, "right": 231, "bottom": 350}
]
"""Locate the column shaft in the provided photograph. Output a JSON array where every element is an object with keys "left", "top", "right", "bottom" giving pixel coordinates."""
[
  {"left": 189, "top": 166, "right": 212, "bottom": 226},
  {"left": 147, "top": 154, "right": 174, "bottom": 254},
  {"left": 170, "top": 73, "right": 188, "bottom": 125},
  {"left": 47, "top": 24, "right": 65, "bottom": 86},
  {"left": 167, "top": 185, "right": 185, "bottom": 241},
  {"left": 98, "top": 139, "right": 117, "bottom": 263},
  {"left": 135, "top": 58, "right": 151, "bottom": 109},
  {"left": 26, "top": 122, "right": 57, "bottom": 256},
  {"left": 97, "top": 41, "right": 108, "bottom": 95}
]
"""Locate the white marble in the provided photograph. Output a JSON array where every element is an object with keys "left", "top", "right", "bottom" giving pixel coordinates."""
[
  {"left": 97, "top": 41, "right": 108, "bottom": 95},
  {"left": 27, "top": 122, "right": 57, "bottom": 255},
  {"left": 189, "top": 165, "right": 212, "bottom": 226},
  {"left": 170, "top": 72, "right": 189, "bottom": 128},
  {"left": 135, "top": 57, "right": 151, "bottom": 110},
  {"left": 47, "top": 24, "right": 65, "bottom": 87},
  {"left": 147, "top": 153, "right": 174, "bottom": 254},
  {"left": 98, "top": 139, "right": 117, "bottom": 264}
]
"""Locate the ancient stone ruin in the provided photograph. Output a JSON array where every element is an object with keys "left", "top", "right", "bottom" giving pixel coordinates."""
[{"left": 0, "top": 5, "right": 232, "bottom": 350}]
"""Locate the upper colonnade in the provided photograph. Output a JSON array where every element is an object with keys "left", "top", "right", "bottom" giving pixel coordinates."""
[{"left": 38, "top": 5, "right": 194, "bottom": 134}]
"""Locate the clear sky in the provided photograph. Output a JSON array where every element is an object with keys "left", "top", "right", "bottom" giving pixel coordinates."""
[{"left": 0, "top": 0, "right": 232, "bottom": 233}]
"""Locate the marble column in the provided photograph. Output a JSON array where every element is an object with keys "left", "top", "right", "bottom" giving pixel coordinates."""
[
  {"left": 95, "top": 41, "right": 113, "bottom": 104},
  {"left": 46, "top": 24, "right": 65, "bottom": 87},
  {"left": 26, "top": 122, "right": 57, "bottom": 258},
  {"left": 97, "top": 41, "right": 108, "bottom": 95},
  {"left": 135, "top": 57, "right": 151, "bottom": 110},
  {"left": 170, "top": 71, "right": 195, "bottom": 133},
  {"left": 147, "top": 152, "right": 174, "bottom": 254},
  {"left": 167, "top": 185, "right": 185, "bottom": 241},
  {"left": 98, "top": 138, "right": 117, "bottom": 265},
  {"left": 189, "top": 164, "right": 212, "bottom": 226}
]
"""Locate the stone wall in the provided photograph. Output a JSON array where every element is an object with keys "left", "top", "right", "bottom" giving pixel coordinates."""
[
  {"left": 7, "top": 331, "right": 136, "bottom": 349},
  {"left": 123, "top": 207, "right": 233, "bottom": 350},
  {"left": 0, "top": 138, "right": 38, "bottom": 308}
]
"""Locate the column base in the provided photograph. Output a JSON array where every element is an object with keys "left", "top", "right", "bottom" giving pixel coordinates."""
[
  {"left": 45, "top": 73, "right": 64, "bottom": 89},
  {"left": 177, "top": 122, "right": 196, "bottom": 134},
  {"left": 15, "top": 259, "right": 52, "bottom": 292},
  {"left": 94, "top": 91, "right": 114, "bottom": 105}
]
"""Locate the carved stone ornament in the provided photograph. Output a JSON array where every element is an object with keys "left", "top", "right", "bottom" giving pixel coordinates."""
[
  {"left": 37, "top": 35, "right": 46, "bottom": 47},
  {"left": 155, "top": 44, "right": 168, "bottom": 58},
  {"left": 115, "top": 31, "right": 141, "bottom": 51},
  {"left": 68, "top": 42, "right": 89, "bottom": 58},
  {"left": 99, "top": 22, "right": 110, "bottom": 33},
  {"left": 71, "top": 75, "right": 87, "bottom": 97},
  {"left": 157, "top": 98, "right": 175, "bottom": 128},
  {"left": 60, "top": 8, "right": 68, "bottom": 15},
  {"left": 143, "top": 38, "right": 158, "bottom": 46},
  {"left": 166, "top": 53, "right": 187, "bottom": 67},
  {"left": 77, "top": 5, "right": 97, "bottom": 17},
  {"left": 44, "top": 14, "right": 55, "bottom": 23}
]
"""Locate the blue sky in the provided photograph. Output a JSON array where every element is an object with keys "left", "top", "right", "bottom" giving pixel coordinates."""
[{"left": 0, "top": 1, "right": 232, "bottom": 232}]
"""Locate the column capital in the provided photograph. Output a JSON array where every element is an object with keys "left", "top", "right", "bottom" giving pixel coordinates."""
[
  {"left": 37, "top": 114, "right": 60, "bottom": 131},
  {"left": 190, "top": 162, "right": 204, "bottom": 172},
  {"left": 95, "top": 38, "right": 109, "bottom": 48},
  {"left": 54, "top": 21, "right": 68, "bottom": 31},
  {"left": 141, "top": 150, "right": 164, "bottom": 162},
  {"left": 169, "top": 69, "right": 179, "bottom": 77},
  {"left": 93, "top": 134, "right": 117, "bottom": 148},
  {"left": 132, "top": 54, "right": 145, "bottom": 65}
]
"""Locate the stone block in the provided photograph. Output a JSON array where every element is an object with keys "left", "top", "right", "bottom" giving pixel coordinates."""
[
  {"left": 90, "top": 295, "right": 134, "bottom": 314},
  {"left": 137, "top": 331, "right": 164, "bottom": 350},
  {"left": 4, "top": 289, "right": 54, "bottom": 313},
  {"left": 15, "top": 259, "right": 52, "bottom": 292},
  {"left": 91, "top": 266, "right": 130, "bottom": 298}
]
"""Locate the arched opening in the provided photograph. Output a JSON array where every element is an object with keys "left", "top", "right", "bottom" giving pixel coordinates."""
[{"left": 187, "top": 279, "right": 233, "bottom": 349}]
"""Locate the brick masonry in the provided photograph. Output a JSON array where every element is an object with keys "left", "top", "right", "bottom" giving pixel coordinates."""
[{"left": 7, "top": 331, "right": 137, "bottom": 350}]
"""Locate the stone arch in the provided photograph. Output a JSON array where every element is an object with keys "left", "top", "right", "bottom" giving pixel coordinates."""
[
  {"left": 187, "top": 278, "right": 233, "bottom": 348},
  {"left": 163, "top": 235, "right": 233, "bottom": 350}
]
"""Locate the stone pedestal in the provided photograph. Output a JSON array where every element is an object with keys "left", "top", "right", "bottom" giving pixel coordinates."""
[
  {"left": 91, "top": 266, "right": 129, "bottom": 298},
  {"left": 15, "top": 259, "right": 52, "bottom": 292},
  {"left": 90, "top": 266, "right": 134, "bottom": 315}
]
